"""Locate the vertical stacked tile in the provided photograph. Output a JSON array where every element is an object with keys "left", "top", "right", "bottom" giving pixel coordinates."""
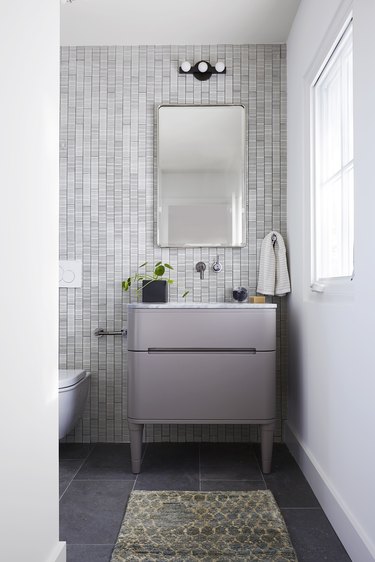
[{"left": 59, "top": 44, "right": 288, "bottom": 444}]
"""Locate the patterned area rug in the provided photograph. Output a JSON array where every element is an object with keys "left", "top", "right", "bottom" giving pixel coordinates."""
[{"left": 111, "top": 490, "right": 297, "bottom": 561}]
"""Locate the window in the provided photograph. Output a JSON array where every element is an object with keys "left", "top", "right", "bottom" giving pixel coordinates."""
[{"left": 311, "top": 20, "right": 353, "bottom": 286}]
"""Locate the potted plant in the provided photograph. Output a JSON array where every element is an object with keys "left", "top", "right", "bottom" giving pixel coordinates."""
[{"left": 122, "top": 261, "right": 188, "bottom": 303}]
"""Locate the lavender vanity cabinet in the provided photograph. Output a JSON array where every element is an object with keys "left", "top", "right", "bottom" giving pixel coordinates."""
[{"left": 127, "top": 303, "right": 277, "bottom": 474}]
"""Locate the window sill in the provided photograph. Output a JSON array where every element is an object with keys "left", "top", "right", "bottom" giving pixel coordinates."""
[{"left": 309, "top": 275, "right": 354, "bottom": 301}]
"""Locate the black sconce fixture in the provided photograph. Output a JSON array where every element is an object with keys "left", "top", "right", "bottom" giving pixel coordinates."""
[{"left": 179, "top": 60, "right": 226, "bottom": 81}]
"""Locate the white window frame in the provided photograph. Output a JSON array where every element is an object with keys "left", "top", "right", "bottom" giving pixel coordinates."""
[{"left": 310, "top": 16, "right": 354, "bottom": 295}]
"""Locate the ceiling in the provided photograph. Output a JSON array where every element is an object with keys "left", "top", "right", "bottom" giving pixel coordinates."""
[{"left": 60, "top": 0, "right": 300, "bottom": 46}]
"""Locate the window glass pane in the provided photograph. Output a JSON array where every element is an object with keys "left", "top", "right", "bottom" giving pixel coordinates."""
[
  {"left": 317, "top": 166, "right": 353, "bottom": 279},
  {"left": 342, "top": 165, "right": 354, "bottom": 275},
  {"left": 342, "top": 44, "right": 353, "bottom": 164},
  {"left": 312, "top": 20, "right": 353, "bottom": 283},
  {"left": 317, "top": 175, "right": 342, "bottom": 278},
  {"left": 318, "top": 68, "right": 342, "bottom": 182}
]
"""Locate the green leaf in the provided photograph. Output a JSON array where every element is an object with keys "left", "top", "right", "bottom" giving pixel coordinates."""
[
  {"left": 182, "top": 290, "right": 189, "bottom": 298},
  {"left": 122, "top": 280, "right": 129, "bottom": 291},
  {"left": 154, "top": 261, "right": 162, "bottom": 267},
  {"left": 164, "top": 263, "right": 174, "bottom": 270},
  {"left": 139, "top": 261, "right": 148, "bottom": 268},
  {"left": 154, "top": 264, "right": 165, "bottom": 277},
  {"left": 167, "top": 279, "right": 174, "bottom": 284}
]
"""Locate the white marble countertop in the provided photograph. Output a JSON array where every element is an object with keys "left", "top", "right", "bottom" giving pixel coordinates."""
[{"left": 127, "top": 302, "right": 277, "bottom": 309}]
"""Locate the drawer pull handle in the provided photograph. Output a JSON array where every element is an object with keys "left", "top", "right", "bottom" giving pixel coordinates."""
[{"left": 147, "top": 347, "right": 257, "bottom": 354}]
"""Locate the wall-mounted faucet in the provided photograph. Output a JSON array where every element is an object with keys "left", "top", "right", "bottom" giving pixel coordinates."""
[
  {"left": 212, "top": 255, "right": 222, "bottom": 273},
  {"left": 195, "top": 261, "right": 206, "bottom": 280}
]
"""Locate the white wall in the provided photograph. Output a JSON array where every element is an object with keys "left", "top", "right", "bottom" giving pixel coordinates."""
[
  {"left": 60, "top": 0, "right": 299, "bottom": 45},
  {"left": 0, "top": 1, "right": 64, "bottom": 562},
  {"left": 287, "top": 0, "right": 375, "bottom": 560}
]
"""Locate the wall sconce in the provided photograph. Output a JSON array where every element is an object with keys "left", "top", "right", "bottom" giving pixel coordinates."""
[{"left": 179, "top": 60, "right": 226, "bottom": 81}]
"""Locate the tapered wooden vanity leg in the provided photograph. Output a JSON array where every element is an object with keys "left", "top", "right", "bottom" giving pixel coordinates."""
[
  {"left": 260, "top": 422, "right": 274, "bottom": 474},
  {"left": 128, "top": 422, "right": 144, "bottom": 474}
]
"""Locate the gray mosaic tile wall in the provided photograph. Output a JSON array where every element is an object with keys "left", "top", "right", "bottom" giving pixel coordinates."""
[{"left": 60, "top": 45, "right": 287, "bottom": 443}]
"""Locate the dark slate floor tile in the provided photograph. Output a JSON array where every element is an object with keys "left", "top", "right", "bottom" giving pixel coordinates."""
[
  {"left": 200, "top": 479, "right": 267, "bottom": 491},
  {"left": 257, "top": 444, "right": 320, "bottom": 508},
  {"left": 200, "top": 443, "right": 262, "bottom": 481},
  {"left": 66, "top": 544, "right": 114, "bottom": 562},
  {"left": 59, "top": 443, "right": 94, "bottom": 460},
  {"left": 60, "top": 459, "right": 83, "bottom": 498},
  {"left": 135, "top": 443, "right": 199, "bottom": 491},
  {"left": 282, "top": 508, "right": 351, "bottom": 561},
  {"left": 60, "top": 480, "right": 133, "bottom": 545},
  {"left": 58, "top": 443, "right": 348, "bottom": 562},
  {"left": 74, "top": 444, "right": 136, "bottom": 481}
]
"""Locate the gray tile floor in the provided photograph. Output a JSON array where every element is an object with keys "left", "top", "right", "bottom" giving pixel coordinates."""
[{"left": 59, "top": 443, "right": 351, "bottom": 562}]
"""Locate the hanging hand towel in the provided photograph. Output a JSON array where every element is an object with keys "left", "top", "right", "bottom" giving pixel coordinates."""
[{"left": 257, "top": 231, "right": 291, "bottom": 296}]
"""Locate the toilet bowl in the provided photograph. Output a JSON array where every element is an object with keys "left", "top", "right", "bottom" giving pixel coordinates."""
[{"left": 59, "top": 369, "right": 90, "bottom": 439}]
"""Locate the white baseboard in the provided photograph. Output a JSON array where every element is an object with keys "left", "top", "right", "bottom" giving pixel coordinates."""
[
  {"left": 284, "top": 422, "right": 374, "bottom": 562},
  {"left": 48, "top": 541, "right": 66, "bottom": 562}
]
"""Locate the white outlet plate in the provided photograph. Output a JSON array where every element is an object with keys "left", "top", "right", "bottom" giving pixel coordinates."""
[{"left": 59, "top": 260, "right": 82, "bottom": 288}]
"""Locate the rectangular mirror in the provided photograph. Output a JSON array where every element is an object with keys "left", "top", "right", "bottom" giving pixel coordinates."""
[{"left": 157, "top": 105, "right": 247, "bottom": 247}]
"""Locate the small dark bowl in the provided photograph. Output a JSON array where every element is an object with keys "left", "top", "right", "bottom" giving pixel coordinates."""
[{"left": 232, "top": 287, "right": 248, "bottom": 302}]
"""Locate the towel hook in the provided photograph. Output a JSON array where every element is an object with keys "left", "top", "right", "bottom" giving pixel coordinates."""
[{"left": 271, "top": 233, "right": 277, "bottom": 246}]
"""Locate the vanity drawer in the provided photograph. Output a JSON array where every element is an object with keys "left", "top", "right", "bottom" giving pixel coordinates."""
[
  {"left": 128, "top": 350, "right": 275, "bottom": 422},
  {"left": 127, "top": 308, "right": 276, "bottom": 352}
]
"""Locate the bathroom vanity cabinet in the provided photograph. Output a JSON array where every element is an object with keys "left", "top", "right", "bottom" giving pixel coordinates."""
[{"left": 127, "top": 303, "right": 276, "bottom": 474}]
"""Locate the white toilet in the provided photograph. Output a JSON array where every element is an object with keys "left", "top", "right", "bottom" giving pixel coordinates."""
[{"left": 59, "top": 369, "right": 90, "bottom": 439}]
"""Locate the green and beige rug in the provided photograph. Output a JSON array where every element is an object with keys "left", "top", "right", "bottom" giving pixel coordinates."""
[{"left": 111, "top": 490, "right": 297, "bottom": 561}]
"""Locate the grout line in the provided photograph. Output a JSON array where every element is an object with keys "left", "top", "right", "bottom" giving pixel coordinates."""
[
  {"left": 84, "top": 444, "right": 98, "bottom": 459},
  {"left": 59, "top": 443, "right": 96, "bottom": 462},
  {"left": 141, "top": 443, "right": 148, "bottom": 462},
  {"left": 70, "top": 478, "right": 136, "bottom": 482},
  {"left": 280, "top": 507, "right": 322, "bottom": 510},
  {"left": 131, "top": 443, "right": 148, "bottom": 492},
  {"left": 200, "top": 478, "right": 265, "bottom": 482},
  {"left": 59, "top": 455, "right": 92, "bottom": 501},
  {"left": 131, "top": 474, "right": 139, "bottom": 492},
  {"left": 198, "top": 444, "right": 201, "bottom": 491},
  {"left": 59, "top": 443, "right": 141, "bottom": 499},
  {"left": 67, "top": 543, "right": 115, "bottom": 546},
  {"left": 253, "top": 445, "right": 268, "bottom": 490}
]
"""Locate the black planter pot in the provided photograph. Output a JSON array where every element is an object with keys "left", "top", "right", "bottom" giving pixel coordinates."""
[{"left": 142, "top": 280, "right": 168, "bottom": 303}]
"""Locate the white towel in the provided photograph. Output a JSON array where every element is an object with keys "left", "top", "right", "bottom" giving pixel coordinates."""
[{"left": 257, "top": 231, "right": 291, "bottom": 296}]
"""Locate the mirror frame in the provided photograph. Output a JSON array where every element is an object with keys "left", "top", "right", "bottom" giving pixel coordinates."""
[{"left": 155, "top": 104, "right": 248, "bottom": 248}]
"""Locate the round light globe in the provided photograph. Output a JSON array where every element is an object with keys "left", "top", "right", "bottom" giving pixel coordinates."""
[
  {"left": 198, "top": 61, "right": 209, "bottom": 73},
  {"left": 215, "top": 61, "right": 225, "bottom": 73},
  {"left": 180, "top": 61, "right": 191, "bottom": 73}
]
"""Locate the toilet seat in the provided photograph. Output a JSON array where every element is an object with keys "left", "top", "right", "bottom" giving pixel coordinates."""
[{"left": 59, "top": 369, "right": 86, "bottom": 390}]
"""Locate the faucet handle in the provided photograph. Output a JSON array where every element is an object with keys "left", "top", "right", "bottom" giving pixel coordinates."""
[
  {"left": 195, "top": 261, "right": 206, "bottom": 280},
  {"left": 212, "top": 255, "right": 222, "bottom": 273}
]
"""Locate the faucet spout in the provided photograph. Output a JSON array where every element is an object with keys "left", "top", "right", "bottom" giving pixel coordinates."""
[{"left": 195, "top": 261, "right": 206, "bottom": 280}]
